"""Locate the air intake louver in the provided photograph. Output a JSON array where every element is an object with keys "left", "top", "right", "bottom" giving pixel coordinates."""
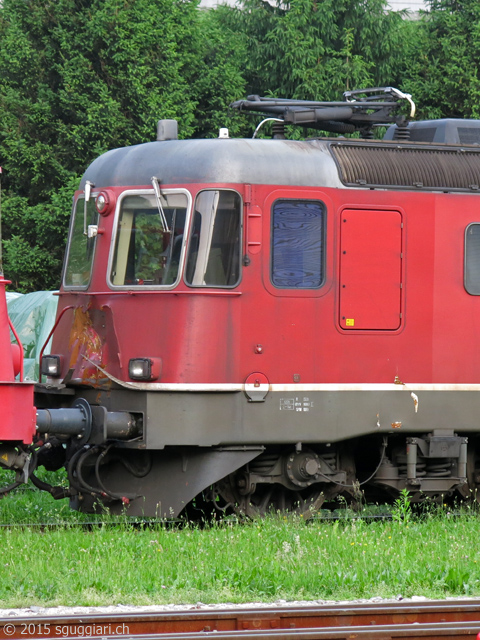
[{"left": 330, "top": 142, "right": 480, "bottom": 192}]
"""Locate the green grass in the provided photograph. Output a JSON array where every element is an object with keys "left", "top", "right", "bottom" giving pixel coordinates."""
[
  {"left": 0, "top": 476, "right": 480, "bottom": 607},
  {"left": 0, "top": 468, "right": 96, "bottom": 525},
  {"left": 1, "top": 511, "right": 480, "bottom": 607}
]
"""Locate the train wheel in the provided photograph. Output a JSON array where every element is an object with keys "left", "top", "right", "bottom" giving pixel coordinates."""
[
  {"left": 237, "top": 486, "right": 326, "bottom": 519},
  {"left": 215, "top": 476, "right": 339, "bottom": 519}
]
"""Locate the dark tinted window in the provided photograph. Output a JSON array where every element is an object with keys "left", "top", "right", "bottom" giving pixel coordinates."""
[
  {"left": 465, "top": 223, "right": 480, "bottom": 294},
  {"left": 271, "top": 200, "right": 325, "bottom": 288}
]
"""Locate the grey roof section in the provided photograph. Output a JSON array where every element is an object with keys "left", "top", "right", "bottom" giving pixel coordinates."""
[{"left": 79, "top": 138, "right": 344, "bottom": 190}]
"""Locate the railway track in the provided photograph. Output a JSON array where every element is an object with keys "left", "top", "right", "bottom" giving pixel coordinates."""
[
  {"left": 1, "top": 600, "right": 480, "bottom": 639},
  {"left": 0, "top": 519, "right": 385, "bottom": 530}
]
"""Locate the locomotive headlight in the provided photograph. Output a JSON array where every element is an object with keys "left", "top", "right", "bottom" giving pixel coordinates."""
[
  {"left": 95, "top": 190, "right": 115, "bottom": 216},
  {"left": 128, "top": 357, "right": 162, "bottom": 381},
  {"left": 96, "top": 193, "right": 107, "bottom": 211},
  {"left": 41, "top": 355, "right": 62, "bottom": 378}
]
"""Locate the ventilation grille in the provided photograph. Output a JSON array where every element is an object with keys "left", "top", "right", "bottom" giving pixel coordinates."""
[
  {"left": 410, "top": 128, "right": 436, "bottom": 143},
  {"left": 458, "top": 128, "right": 480, "bottom": 145},
  {"left": 330, "top": 142, "right": 480, "bottom": 192}
]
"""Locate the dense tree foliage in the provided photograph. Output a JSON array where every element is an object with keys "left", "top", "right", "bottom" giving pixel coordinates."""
[
  {"left": 1, "top": 0, "right": 480, "bottom": 290},
  {"left": 0, "top": 0, "right": 245, "bottom": 290},
  {"left": 213, "top": 0, "right": 407, "bottom": 100},
  {"left": 398, "top": 0, "right": 480, "bottom": 120}
]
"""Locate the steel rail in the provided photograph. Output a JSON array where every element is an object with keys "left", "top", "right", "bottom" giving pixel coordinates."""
[
  {"left": 0, "top": 514, "right": 396, "bottom": 529},
  {"left": 114, "top": 622, "right": 480, "bottom": 638},
  {"left": 0, "top": 514, "right": 400, "bottom": 529},
  {"left": 1, "top": 600, "right": 480, "bottom": 639}
]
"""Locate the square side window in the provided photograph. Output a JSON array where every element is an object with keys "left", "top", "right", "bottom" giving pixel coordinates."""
[{"left": 271, "top": 200, "right": 325, "bottom": 289}]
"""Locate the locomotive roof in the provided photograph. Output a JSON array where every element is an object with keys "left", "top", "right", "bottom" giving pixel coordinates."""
[
  {"left": 77, "top": 88, "right": 480, "bottom": 195},
  {"left": 79, "top": 133, "right": 480, "bottom": 195},
  {"left": 79, "top": 138, "right": 344, "bottom": 191}
]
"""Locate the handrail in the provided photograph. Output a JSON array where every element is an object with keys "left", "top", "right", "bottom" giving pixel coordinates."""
[{"left": 8, "top": 317, "right": 24, "bottom": 381}]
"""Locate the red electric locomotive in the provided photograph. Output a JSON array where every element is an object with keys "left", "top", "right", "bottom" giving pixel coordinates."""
[{"left": 28, "top": 87, "right": 480, "bottom": 516}]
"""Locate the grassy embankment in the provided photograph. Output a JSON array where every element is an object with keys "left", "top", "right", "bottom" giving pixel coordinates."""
[{"left": 0, "top": 474, "right": 479, "bottom": 608}]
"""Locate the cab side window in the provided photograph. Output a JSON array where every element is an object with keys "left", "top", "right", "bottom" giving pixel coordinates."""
[
  {"left": 64, "top": 198, "right": 99, "bottom": 288},
  {"left": 271, "top": 200, "right": 325, "bottom": 289},
  {"left": 185, "top": 190, "right": 242, "bottom": 287}
]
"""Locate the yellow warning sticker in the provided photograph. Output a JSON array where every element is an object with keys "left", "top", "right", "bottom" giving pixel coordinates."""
[{"left": 346, "top": 318, "right": 355, "bottom": 327}]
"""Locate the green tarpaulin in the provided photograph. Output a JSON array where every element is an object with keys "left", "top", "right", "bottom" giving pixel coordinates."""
[{"left": 7, "top": 291, "right": 58, "bottom": 381}]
